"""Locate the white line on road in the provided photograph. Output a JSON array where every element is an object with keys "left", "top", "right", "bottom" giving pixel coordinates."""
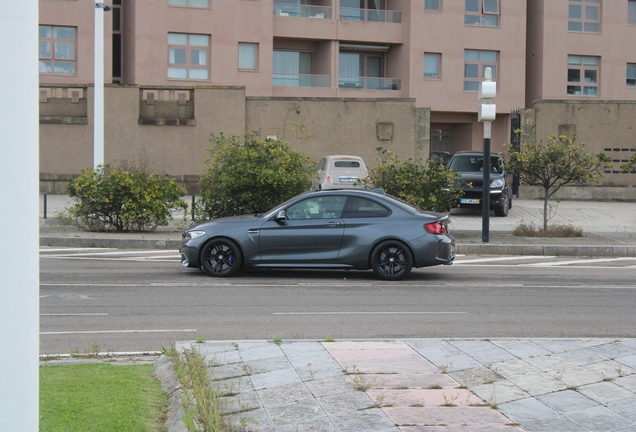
[
  {"left": 40, "top": 248, "right": 119, "bottom": 252},
  {"left": 40, "top": 313, "right": 108, "bottom": 316},
  {"left": 527, "top": 257, "right": 636, "bottom": 266},
  {"left": 41, "top": 329, "right": 197, "bottom": 335},
  {"left": 454, "top": 256, "right": 554, "bottom": 264},
  {"left": 41, "top": 250, "right": 178, "bottom": 257},
  {"left": 273, "top": 312, "right": 467, "bottom": 315}
]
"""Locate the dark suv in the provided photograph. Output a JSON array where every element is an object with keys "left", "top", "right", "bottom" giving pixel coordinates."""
[{"left": 447, "top": 151, "right": 512, "bottom": 217}]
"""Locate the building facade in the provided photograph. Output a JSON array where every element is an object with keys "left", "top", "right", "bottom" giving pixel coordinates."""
[{"left": 38, "top": 0, "right": 635, "bottom": 191}]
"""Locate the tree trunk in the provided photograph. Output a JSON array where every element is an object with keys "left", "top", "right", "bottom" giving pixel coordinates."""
[{"left": 543, "top": 190, "right": 549, "bottom": 233}]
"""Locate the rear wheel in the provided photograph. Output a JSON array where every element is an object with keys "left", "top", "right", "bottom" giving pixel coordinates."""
[
  {"left": 200, "top": 239, "right": 242, "bottom": 277},
  {"left": 370, "top": 241, "right": 413, "bottom": 281}
]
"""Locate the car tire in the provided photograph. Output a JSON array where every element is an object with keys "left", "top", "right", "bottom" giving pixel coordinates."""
[
  {"left": 200, "top": 238, "right": 242, "bottom": 277},
  {"left": 370, "top": 240, "right": 413, "bottom": 281},
  {"left": 494, "top": 195, "right": 509, "bottom": 217}
]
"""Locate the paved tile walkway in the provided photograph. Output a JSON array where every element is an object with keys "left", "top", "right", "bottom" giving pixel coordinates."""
[{"left": 172, "top": 338, "right": 636, "bottom": 431}]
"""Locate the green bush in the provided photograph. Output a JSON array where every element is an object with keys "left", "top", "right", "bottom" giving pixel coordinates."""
[
  {"left": 67, "top": 164, "right": 187, "bottom": 232},
  {"left": 361, "top": 147, "right": 463, "bottom": 212},
  {"left": 196, "top": 131, "right": 316, "bottom": 220}
]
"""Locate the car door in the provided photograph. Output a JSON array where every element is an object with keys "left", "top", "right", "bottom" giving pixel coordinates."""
[{"left": 258, "top": 196, "right": 346, "bottom": 263}]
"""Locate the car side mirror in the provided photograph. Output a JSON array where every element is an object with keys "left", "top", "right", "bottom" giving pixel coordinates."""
[{"left": 274, "top": 210, "right": 287, "bottom": 221}]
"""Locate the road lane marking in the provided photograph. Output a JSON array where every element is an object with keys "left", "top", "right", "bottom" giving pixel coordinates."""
[
  {"left": 527, "top": 257, "right": 636, "bottom": 266},
  {"left": 454, "top": 256, "right": 553, "bottom": 264},
  {"left": 41, "top": 329, "right": 196, "bottom": 335},
  {"left": 273, "top": 312, "right": 467, "bottom": 315},
  {"left": 40, "top": 313, "right": 108, "bottom": 316}
]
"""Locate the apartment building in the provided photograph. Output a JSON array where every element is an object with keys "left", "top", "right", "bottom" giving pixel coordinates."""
[{"left": 38, "top": 0, "right": 635, "bottom": 191}]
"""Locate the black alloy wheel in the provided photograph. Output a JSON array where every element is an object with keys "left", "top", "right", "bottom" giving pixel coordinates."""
[
  {"left": 201, "top": 239, "right": 242, "bottom": 277},
  {"left": 371, "top": 240, "right": 413, "bottom": 281}
]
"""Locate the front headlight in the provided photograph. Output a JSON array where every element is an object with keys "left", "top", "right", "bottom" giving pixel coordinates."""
[
  {"left": 185, "top": 230, "right": 206, "bottom": 241},
  {"left": 490, "top": 178, "right": 505, "bottom": 189}
]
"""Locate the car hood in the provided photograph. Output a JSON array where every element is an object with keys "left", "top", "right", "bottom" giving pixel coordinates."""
[
  {"left": 455, "top": 172, "right": 505, "bottom": 189},
  {"left": 189, "top": 214, "right": 262, "bottom": 230}
]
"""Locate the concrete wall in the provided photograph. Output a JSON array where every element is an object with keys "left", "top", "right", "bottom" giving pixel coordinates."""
[
  {"left": 39, "top": 85, "right": 423, "bottom": 192},
  {"left": 245, "top": 97, "right": 422, "bottom": 166},
  {"left": 530, "top": 100, "right": 636, "bottom": 186}
]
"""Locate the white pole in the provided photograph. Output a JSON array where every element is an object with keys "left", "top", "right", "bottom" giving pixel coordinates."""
[
  {"left": 94, "top": 5, "right": 105, "bottom": 168},
  {"left": 0, "top": 1, "right": 40, "bottom": 431}
]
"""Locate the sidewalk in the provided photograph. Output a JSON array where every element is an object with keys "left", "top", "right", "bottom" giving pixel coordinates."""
[
  {"left": 155, "top": 338, "right": 636, "bottom": 432},
  {"left": 40, "top": 195, "right": 636, "bottom": 257}
]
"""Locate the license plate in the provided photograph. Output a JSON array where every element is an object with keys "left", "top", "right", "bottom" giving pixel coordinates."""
[
  {"left": 460, "top": 198, "right": 480, "bottom": 204},
  {"left": 339, "top": 177, "right": 357, "bottom": 183}
]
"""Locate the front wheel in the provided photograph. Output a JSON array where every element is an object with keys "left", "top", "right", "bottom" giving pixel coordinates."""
[
  {"left": 200, "top": 239, "right": 242, "bottom": 277},
  {"left": 370, "top": 241, "right": 413, "bottom": 281},
  {"left": 494, "top": 195, "right": 509, "bottom": 217}
]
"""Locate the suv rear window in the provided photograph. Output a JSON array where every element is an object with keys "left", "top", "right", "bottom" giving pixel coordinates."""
[{"left": 334, "top": 161, "right": 361, "bottom": 168}]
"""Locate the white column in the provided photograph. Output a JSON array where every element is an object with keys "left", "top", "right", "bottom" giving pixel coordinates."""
[
  {"left": 94, "top": 5, "right": 106, "bottom": 168},
  {"left": 0, "top": 1, "right": 40, "bottom": 431}
]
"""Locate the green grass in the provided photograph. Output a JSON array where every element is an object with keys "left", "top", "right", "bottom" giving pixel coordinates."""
[{"left": 40, "top": 363, "right": 167, "bottom": 432}]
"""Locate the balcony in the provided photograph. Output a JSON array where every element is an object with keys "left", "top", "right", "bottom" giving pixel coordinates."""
[
  {"left": 339, "top": 76, "right": 401, "bottom": 91},
  {"left": 340, "top": 7, "right": 401, "bottom": 23},
  {"left": 273, "top": 3, "right": 332, "bottom": 19},
  {"left": 273, "top": 73, "right": 331, "bottom": 88}
]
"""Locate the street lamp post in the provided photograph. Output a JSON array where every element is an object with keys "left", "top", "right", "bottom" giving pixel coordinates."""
[
  {"left": 94, "top": 2, "right": 111, "bottom": 169},
  {"left": 478, "top": 67, "right": 496, "bottom": 243}
]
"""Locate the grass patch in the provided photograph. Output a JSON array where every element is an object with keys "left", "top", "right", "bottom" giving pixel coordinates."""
[
  {"left": 40, "top": 363, "right": 166, "bottom": 432},
  {"left": 513, "top": 222, "right": 584, "bottom": 238}
]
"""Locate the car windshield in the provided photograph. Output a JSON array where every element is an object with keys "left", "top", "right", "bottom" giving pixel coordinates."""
[{"left": 449, "top": 155, "right": 503, "bottom": 174}]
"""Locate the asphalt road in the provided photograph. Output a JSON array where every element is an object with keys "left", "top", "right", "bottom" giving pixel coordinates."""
[{"left": 39, "top": 248, "right": 636, "bottom": 355}]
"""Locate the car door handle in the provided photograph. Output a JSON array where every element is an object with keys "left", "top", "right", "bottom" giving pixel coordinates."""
[{"left": 325, "top": 222, "right": 341, "bottom": 227}]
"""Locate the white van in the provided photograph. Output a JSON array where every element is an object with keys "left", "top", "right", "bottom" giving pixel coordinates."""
[{"left": 316, "top": 155, "right": 368, "bottom": 190}]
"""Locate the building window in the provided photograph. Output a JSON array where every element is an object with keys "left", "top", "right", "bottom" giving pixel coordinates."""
[
  {"left": 627, "top": 63, "right": 636, "bottom": 87},
  {"left": 465, "top": 0, "right": 499, "bottom": 27},
  {"left": 238, "top": 43, "right": 258, "bottom": 70},
  {"left": 112, "top": 0, "right": 122, "bottom": 82},
  {"left": 425, "top": 0, "right": 441, "bottom": 11},
  {"left": 567, "top": 55, "right": 599, "bottom": 96},
  {"left": 464, "top": 50, "right": 497, "bottom": 91},
  {"left": 629, "top": 0, "right": 636, "bottom": 24},
  {"left": 339, "top": 51, "right": 384, "bottom": 89},
  {"left": 39, "top": 25, "right": 76, "bottom": 75},
  {"left": 568, "top": 0, "right": 600, "bottom": 33},
  {"left": 168, "top": 0, "right": 209, "bottom": 7},
  {"left": 273, "top": 50, "right": 313, "bottom": 87},
  {"left": 341, "top": 0, "right": 390, "bottom": 22},
  {"left": 424, "top": 53, "right": 440, "bottom": 78},
  {"left": 168, "top": 33, "right": 209, "bottom": 80}
]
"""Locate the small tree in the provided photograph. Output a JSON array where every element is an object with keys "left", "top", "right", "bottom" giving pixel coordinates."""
[
  {"left": 506, "top": 134, "right": 612, "bottom": 232},
  {"left": 67, "top": 164, "right": 187, "bottom": 232},
  {"left": 361, "top": 148, "right": 463, "bottom": 212},
  {"left": 196, "top": 131, "right": 316, "bottom": 219},
  {"left": 620, "top": 153, "right": 636, "bottom": 173}
]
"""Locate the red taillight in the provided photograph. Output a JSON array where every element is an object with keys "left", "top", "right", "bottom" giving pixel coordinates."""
[
  {"left": 424, "top": 221, "right": 445, "bottom": 235},
  {"left": 326, "top": 175, "right": 333, "bottom": 183}
]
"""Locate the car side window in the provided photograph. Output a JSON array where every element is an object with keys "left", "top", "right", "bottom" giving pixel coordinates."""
[
  {"left": 287, "top": 196, "right": 346, "bottom": 219},
  {"left": 342, "top": 197, "right": 391, "bottom": 218}
]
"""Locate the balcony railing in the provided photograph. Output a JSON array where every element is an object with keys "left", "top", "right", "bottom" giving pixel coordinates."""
[
  {"left": 339, "top": 7, "right": 402, "bottom": 23},
  {"left": 339, "top": 76, "right": 401, "bottom": 91},
  {"left": 273, "top": 3, "right": 332, "bottom": 19},
  {"left": 273, "top": 73, "right": 331, "bottom": 88}
]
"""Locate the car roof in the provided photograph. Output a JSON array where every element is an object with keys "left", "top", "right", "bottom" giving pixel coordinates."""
[
  {"left": 450, "top": 151, "right": 502, "bottom": 157},
  {"left": 322, "top": 155, "right": 366, "bottom": 162}
]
